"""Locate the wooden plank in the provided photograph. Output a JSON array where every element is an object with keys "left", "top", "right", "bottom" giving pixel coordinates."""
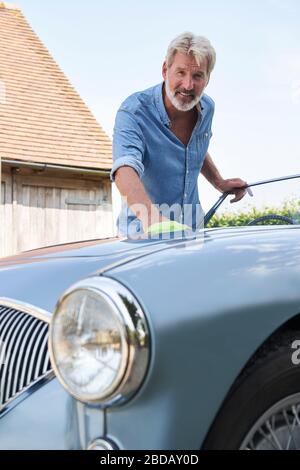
[
  {"left": 2, "top": 172, "right": 114, "bottom": 256},
  {"left": 44, "top": 186, "right": 56, "bottom": 245},
  {"left": 0, "top": 171, "right": 13, "bottom": 256},
  {"left": 0, "top": 180, "right": 5, "bottom": 256},
  {"left": 15, "top": 174, "right": 105, "bottom": 191},
  {"left": 1, "top": 181, "right": 5, "bottom": 204}
]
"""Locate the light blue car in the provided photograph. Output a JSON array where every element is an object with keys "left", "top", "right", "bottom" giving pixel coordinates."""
[{"left": 0, "top": 174, "right": 300, "bottom": 450}]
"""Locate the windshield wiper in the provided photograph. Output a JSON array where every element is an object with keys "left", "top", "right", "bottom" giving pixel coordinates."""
[
  {"left": 246, "top": 173, "right": 300, "bottom": 188},
  {"left": 204, "top": 193, "right": 228, "bottom": 226},
  {"left": 204, "top": 173, "right": 300, "bottom": 227}
]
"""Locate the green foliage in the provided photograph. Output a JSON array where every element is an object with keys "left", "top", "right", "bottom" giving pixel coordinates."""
[{"left": 206, "top": 199, "right": 300, "bottom": 228}]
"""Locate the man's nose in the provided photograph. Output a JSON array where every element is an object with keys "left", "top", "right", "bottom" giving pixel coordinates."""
[{"left": 181, "top": 74, "right": 193, "bottom": 90}]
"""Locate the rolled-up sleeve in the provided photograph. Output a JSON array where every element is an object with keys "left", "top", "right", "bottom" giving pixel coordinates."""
[{"left": 111, "top": 109, "right": 145, "bottom": 181}]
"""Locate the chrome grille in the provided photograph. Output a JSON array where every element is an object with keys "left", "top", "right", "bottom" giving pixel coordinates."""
[{"left": 0, "top": 304, "right": 52, "bottom": 408}]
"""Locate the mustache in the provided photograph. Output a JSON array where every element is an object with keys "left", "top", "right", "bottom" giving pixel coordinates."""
[{"left": 175, "top": 88, "right": 195, "bottom": 97}]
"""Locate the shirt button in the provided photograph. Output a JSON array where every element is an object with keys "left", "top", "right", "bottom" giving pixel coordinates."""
[{"left": 184, "top": 193, "right": 187, "bottom": 197}]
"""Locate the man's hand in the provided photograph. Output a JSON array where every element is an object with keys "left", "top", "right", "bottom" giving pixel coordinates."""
[
  {"left": 115, "top": 166, "right": 166, "bottom": 230},
  {"left": 216, "top": 178, "right": 248, "bottom": 203},
  {"left": 201, "top": 154, "right": 249, "bottom": 203}
]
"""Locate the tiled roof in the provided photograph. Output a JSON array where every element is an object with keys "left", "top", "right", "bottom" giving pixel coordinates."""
[{"left": 0, "top": 2, "right": 112, "bottom": 170}]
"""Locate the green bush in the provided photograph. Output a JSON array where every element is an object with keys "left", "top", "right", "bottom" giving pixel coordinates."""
[{"left": 206, "top": 199, "right": 300, "bottom": 228}]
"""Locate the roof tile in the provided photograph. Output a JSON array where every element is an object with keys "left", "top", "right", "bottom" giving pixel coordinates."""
[{"left": 0, "top": 3, "right": 112, "bottom": 170}]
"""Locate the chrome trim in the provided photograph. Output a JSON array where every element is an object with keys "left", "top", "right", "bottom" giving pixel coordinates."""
[
  {"left": 49, "top": 277, "right": 150, "bottom": 407},
  {"left": 0, "top": 298, "right": 51, "bottom": 323},
  {"left": 76, "top": 401, "right": 88, "bottom": 450},
  {"left": 0, "top": 370, "right": 55, "bottom": 418},
  {"left": 0, "top": 300, "right": 53, "bottom": 415},
  {"left": 87, "top": 438, "right": 118, "bottom": 450}
]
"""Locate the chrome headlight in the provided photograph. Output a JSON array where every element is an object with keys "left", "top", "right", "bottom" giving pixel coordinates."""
[{"left": 49, "top": 277, "right": 150, "bottom": 406}]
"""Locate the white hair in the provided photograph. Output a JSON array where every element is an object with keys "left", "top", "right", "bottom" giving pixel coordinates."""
[{"left": 165, "top": 32, "right": 216, "bottom": 78}]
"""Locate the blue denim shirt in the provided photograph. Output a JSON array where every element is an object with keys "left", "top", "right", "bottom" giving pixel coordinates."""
[{"left": 111, "top": 82, "right": 214, "bottom": 236}]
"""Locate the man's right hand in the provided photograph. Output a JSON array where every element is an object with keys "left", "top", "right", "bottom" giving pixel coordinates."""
[{"left": 115, "top": 166, "right": 164, "bottom": 230}]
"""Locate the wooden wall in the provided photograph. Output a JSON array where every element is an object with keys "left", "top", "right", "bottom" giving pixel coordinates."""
[{"left": 0, "top": 165, "right": 114, "bottom": 257}]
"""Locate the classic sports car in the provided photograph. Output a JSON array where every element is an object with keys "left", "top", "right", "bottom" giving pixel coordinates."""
[{"left": 0, "top": 174, "right": 300, "bottom": 450}]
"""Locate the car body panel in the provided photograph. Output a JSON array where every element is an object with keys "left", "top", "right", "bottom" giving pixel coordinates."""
[
  {"left": 0, "top": 377, "right": 105, "bottom": 450},
  {"left": 102, "top": 227, "right": 300, "bottom": 449},
  {"left": 1, "top": 225, "right": 300, "bottom": 449},
  {"left": 0, "top": 238, "right": 174, "bottom": 311}
]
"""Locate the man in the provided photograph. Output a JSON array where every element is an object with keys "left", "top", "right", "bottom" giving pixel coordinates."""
[{"left": 111, "top": 32, "right": 247, "bottom": 237}]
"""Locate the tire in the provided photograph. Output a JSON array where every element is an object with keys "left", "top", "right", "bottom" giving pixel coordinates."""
[{"left": 202, "top": 331, "right": 300, "bottom": 450}]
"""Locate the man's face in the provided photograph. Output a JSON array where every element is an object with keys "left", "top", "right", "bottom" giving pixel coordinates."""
[{"left": 162, "top": 52, "right": 208, "bottom": 112}]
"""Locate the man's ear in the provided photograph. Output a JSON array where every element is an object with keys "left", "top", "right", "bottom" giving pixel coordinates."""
[{"left": 162, "top": 61, "right": 167, "bottom": 80}]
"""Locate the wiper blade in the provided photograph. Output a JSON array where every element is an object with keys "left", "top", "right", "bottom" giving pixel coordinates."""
[
  {"left": 246, "top": 173, "right": 300, "bottom": 188},
  {"left": 204, "top": 173, "right": 300, "bottom": 226},
  {"left": 204, "top": 193, "right": 228, "bottom": 226}
]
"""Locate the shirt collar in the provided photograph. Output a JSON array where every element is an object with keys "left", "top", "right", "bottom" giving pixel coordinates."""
[
  {"left": 154, "top": 82, "right": 171, "bottom": 127},
  {"left": 197, "top": 100, "right": 204, "bottom": 112},
  {"left": 154, "top": 82, "right": 204, "bottom": 127}
]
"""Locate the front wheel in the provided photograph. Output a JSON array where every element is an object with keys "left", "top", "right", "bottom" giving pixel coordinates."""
[{"left": 202, "top": 331, "right": 300, "bottom": 450}]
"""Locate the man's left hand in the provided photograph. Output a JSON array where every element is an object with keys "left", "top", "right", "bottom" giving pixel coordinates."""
[{"left": 217, "top": 178, "right": 248, "bottom": 203}]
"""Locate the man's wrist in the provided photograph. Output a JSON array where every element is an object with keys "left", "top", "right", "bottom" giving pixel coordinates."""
[{"left": 213, "top": 177, "right": 225, "bottom": 192}]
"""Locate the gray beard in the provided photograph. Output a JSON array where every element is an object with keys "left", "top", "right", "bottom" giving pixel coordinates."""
[{"left": 165, "top": 78, "right": 201, "bottom": 112}]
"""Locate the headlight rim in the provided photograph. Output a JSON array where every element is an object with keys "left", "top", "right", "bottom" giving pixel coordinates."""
[{"left": 49, "top": 276, "right": 150, "bottom": 407}]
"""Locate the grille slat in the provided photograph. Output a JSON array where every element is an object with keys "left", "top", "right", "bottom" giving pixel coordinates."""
[
  {"left": 1, "top": 310, "right": 21, "bottom": 342},
  {"left": 0, "top": 304, "right": 52, "bottom": 408},
  {"left": 34, "top": 330, "right": 51, "bottom": 380},
  {"left": 26, "top": 323, "right": 48, "bottom": 385},
  {"left": 17, "top": 320, "right": 43, "bottom": 392},
  {"left": 5, "top": 314, "right": 32, "bottom": 402},
  {"left": 9, "top": 315, "right": 34, "bottom": 398},
  {"left": 0, "top": 312, "right": 28, "bottom": 405},
  {"left": 14, "top": 317, "right": 40, "bottom": 394}
]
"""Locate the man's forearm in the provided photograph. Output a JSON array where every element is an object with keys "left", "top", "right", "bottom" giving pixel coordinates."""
[
  {"left": 200, "top": 152, "right": 223, "bottom": 190},
  {"left": 200, "top": 153, "right": 248, "bottom": 201},
  {"left": 114, "top": 166, "right": 166, "bottom": 230}
]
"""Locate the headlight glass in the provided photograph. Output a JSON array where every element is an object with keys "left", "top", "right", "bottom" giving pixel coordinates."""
[
  {"left": 49, "top": 277, "right": 150, "bottom": 406},
  {"left": 50, "top": 288, "right": 127, "bottom": 402}
]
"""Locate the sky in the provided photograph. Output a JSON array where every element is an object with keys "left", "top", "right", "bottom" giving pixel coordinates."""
[{"left": 12, "top": 0, "right": 300, "bottom": 214}]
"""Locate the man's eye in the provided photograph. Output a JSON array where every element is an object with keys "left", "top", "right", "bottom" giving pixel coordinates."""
[
  {"left": 177, "top": 71, "right": 184, "bottom": 76},
  {"left": 194, "top": 74, "right": 204, "bottom": 80}
]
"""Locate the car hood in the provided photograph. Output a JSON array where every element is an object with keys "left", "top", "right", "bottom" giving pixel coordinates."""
[
  {"left": 0, "top": 226, "right": 298, "bottom": 314},
  {"left": 0, "top": 237, "right": 147, "bottom": 264},
  {"left": 0, "top": 235, "right": 182, "bottom": 311}
]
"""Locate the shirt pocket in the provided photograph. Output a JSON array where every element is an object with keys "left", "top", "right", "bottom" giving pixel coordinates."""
[{"left": 192, "top": 130, "right": 212, "bottom": 169}]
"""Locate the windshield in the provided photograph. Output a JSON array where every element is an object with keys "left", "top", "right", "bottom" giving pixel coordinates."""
[
  {"left": 205, "top": 174, "right": 300, "bottom": 228},
  {"left": 125, "top": 174, "right": 300, "bottom": 243}
]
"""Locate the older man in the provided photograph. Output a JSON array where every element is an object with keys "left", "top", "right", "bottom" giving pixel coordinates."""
[{"left": 111, "top": 32, "right": 247, "bottom": 237}]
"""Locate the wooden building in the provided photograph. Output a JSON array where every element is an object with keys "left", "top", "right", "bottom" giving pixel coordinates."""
[{"left": 0, "top": 3, "right": 114, "bottom": 257}]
